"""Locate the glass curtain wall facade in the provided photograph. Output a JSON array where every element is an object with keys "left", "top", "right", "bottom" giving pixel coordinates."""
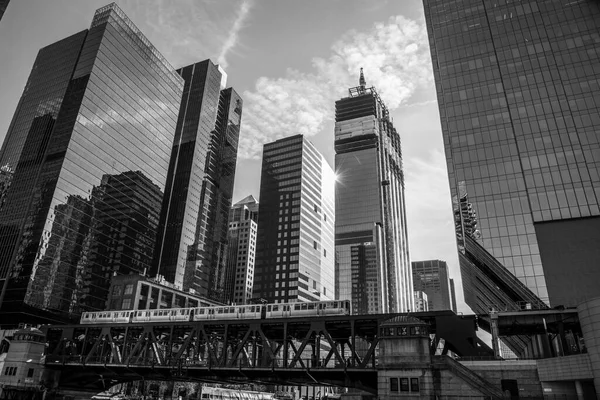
[
  {"left": 152, "top": 60, "right": 243, "bottom": 303},
  {"left": 224, "top": 195, "right": 259, "bottom": 305},
  {"left": 0, "top": 4, "right": 183, "bottom": 324},
  {"left": 254, "top": 135, "right": 335, "bottom": 303},
  {"left": 412, "top": 259, "right": 453, "bottom": 311},
  {"left": 424, "top": 0, "right": 600, "bottom": 306},
  {"left": 335, "top": 72, "right": 412, "bottom": 314}
]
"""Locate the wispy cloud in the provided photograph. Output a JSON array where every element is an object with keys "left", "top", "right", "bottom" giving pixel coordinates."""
[
  {"left": 121, "top": 0, "right": 251, "bottom": 68},
  {"left": 218, "top": 0, "right": 253, "bottom": 68},
  {"left": 239, "top": 14, "right": 433, "bottom": 159}
]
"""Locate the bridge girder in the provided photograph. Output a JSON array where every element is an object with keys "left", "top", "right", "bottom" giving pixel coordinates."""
[{"left": 42, "top": 311, "right": 488, "bottom": 393}]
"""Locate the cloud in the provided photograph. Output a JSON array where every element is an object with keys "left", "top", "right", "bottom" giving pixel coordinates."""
[
  {"left": 217, "top": 0, "right": 253, "bottom": 69},
  {"left": 120, "top": 0, "right": 251, "bottom": 69},
  {"left": 239, "top": 15, "right": 432, "bottom": 159}
]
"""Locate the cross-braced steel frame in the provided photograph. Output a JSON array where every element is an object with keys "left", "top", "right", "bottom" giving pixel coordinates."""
[{"left": 42, "top": 311, "right": 487, "bottom": 393}]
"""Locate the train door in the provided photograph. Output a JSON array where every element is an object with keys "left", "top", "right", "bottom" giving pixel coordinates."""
[{"left": 261, "top": 305, "right": 267, "bottom": 319}]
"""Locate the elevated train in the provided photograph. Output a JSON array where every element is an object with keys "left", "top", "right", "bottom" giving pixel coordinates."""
[{"left": 80, "top": 300, "right": 351, "bottom": 325}]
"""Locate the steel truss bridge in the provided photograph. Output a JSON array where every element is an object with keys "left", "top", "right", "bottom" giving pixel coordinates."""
[{"left": 42, "top": 311, "right": 490, "bottom": 393}]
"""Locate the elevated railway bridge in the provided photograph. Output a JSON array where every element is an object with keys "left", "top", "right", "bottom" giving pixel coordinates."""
[{"left": 41, "top": 311, "right": 489, "bottom": 394}]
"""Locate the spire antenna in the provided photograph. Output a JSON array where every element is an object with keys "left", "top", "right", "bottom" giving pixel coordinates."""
[{"left": 359, "top": 68, "right": 366, "bottom": 90}]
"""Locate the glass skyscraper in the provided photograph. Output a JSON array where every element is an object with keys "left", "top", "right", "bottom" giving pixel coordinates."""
[
  {"left": 0, "top": 3, "right": 183, "bottom": 324},
  {"left": 335, "top": 70, "right": 412, "bottom": 314},
  {"left": 152, "top": 60, "right": 243, "bottom": 303},
  {"left": 254, "top": 135, "right": 335, "bottom": 303},
  {"left": 424, "top": 0, "right": 600, "bottom": 307},
  {"left": 412, "top": 259, "right": 453, "bottom": 311}
]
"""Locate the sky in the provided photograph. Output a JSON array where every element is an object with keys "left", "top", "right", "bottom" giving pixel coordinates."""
[{"left": 0, "top": 0, "right": 467, "bottom": 312}]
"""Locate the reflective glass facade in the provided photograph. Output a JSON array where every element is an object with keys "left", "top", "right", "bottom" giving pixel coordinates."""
[
  {"left": 254, "top": 135, "right": 335, "bottom": 303},
  {"left": 412, "top": 259, "right": 452, "bottom": 311},
  {"left": 0, "top": 4, "right": 183, "bottom": 323},
  {"left": 335, "top": 74, "right": 412, "bottom": 314},
  {"left": 152, "top": 60, "right": 243, "bottom": 304},
  {"left": 424, "top": 0, "right": 600, "bottom": 306}
]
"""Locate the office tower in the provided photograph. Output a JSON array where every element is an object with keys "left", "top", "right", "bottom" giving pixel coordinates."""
[
  {"left": 0, "top": 0, "right": 8, "bottom": 21},
  {"left": 449, "top": 278, "right": 457, "bottom": 313},
  {"left": 335, "top": 70, "right": 412, "bottom": 314},
  {"left": 424, "top": 0, "right": 600, "bottom": 307},
  {"left": 224, "top": 195, "right": 259, "bottom": 305},
  {"left": 412, "top": 260, "right": 453, "bottom": 311},
  {"left": 0, "top": 3, "right": 183, "bottom": 324},
  {"left": 152, "top": 60, "right": 242, "bottom": 303},
  {"left": 254, "top": 135, "right": 335, "bottom": 303},
  {"left": 414, "top": 291, "right": 429, "bottom": 312}
]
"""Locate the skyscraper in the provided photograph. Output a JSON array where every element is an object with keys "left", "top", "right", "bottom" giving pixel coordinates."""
[
  {"left": 254, "top": 135, "right": 335, "bottom": 303},
  {"left": 449, "top": 278, "right": 457, "bottom": 313},
  {"left": 0, "top": 3, "right": 183, "bottom": 324},
  {"left": 335, "top": 70, "right": 413, "bottom": 314},
  {"left": 224, "top": 195, "right": 259, "bottom": 305},
  {"left": 152, "top": 60, "right": 243, "bottom": 303},
  {"left": 424, "top": 0, "right": 600, "bottom": 307},
  {"left": 412, "top": 259, "right": 453, "bottom": 311}
]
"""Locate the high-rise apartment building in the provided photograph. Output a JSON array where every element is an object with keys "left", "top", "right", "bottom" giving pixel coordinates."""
[
  {"left": 412, "top": 259, "right": 453, "bottom": 311},
  {"left": 424, "top": 0, "right": 600, "bottom": 307},
  {"left": 152, "top": 60, "right": 242, "bottom": 303},
  {"left": 335, "top": 70, "right": 412, "bottom": 314},
  {"left": 0, "top": 3, "right": 183, "bottom": 324},
  {"left": 224, "top": 195, "right": 259, "bottom": 305},
  {"left": 254, "top": 135, "right": 335, "bottom": 303}
]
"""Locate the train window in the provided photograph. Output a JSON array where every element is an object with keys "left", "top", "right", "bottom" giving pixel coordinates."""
[
  {"left": 273, "top": 305, "right": 279, "bottom": 312},
  {"left": 284, "top": 305, "right": 290, "bottom": 311},
  {"left": 295, "top": 304, "right": 301, "bottom": 310},
  {"left": 267, "top": 305, "right": 272, "bottom": 312},
  {"left": 301, "top": 304, "right": 307, "bottom": 310},
  {"left": 199, "top": 309, "right": 205, "bottom": 315},
  {"left": 333, "top": 302, "right": 338, "bottom": 308},
  {"left": 308, "top": 304, "right": 314, "bottom": 310},
  {"left": 217, "top": 309, "right": 223, "bottom": 314}
]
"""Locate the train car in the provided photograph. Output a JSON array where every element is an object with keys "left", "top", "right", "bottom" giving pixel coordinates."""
[
  {"left": 132, "top": 308, "right": 192, "bottom": 323},
  {"left": 80, "top": 310, "right": 134, "bottom": 324}
]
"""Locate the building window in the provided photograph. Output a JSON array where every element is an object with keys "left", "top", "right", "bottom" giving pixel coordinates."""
[
  {"left": 323, "top": 249, "right": 327, "bottom": 257},
  {"left": 390, "top": 378, "right": 398, "bottom": 392},
  {"left": 410, "top": 378, "right": 419, "bottom": 392},
  {"left": 27, "top": 368, "right": 34, "bottom": 378},
  {"left": 313, "top": 240, "right": 318, "bottom": 250},
  {"left": 122, "top": 299, "right": 132, "bottom": 309},
  {"left": 124, "top": 284, "right": 134, "bottom": 295},
  {"left": 400, "top": 378, "right": 409, "bottom": 392}
]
